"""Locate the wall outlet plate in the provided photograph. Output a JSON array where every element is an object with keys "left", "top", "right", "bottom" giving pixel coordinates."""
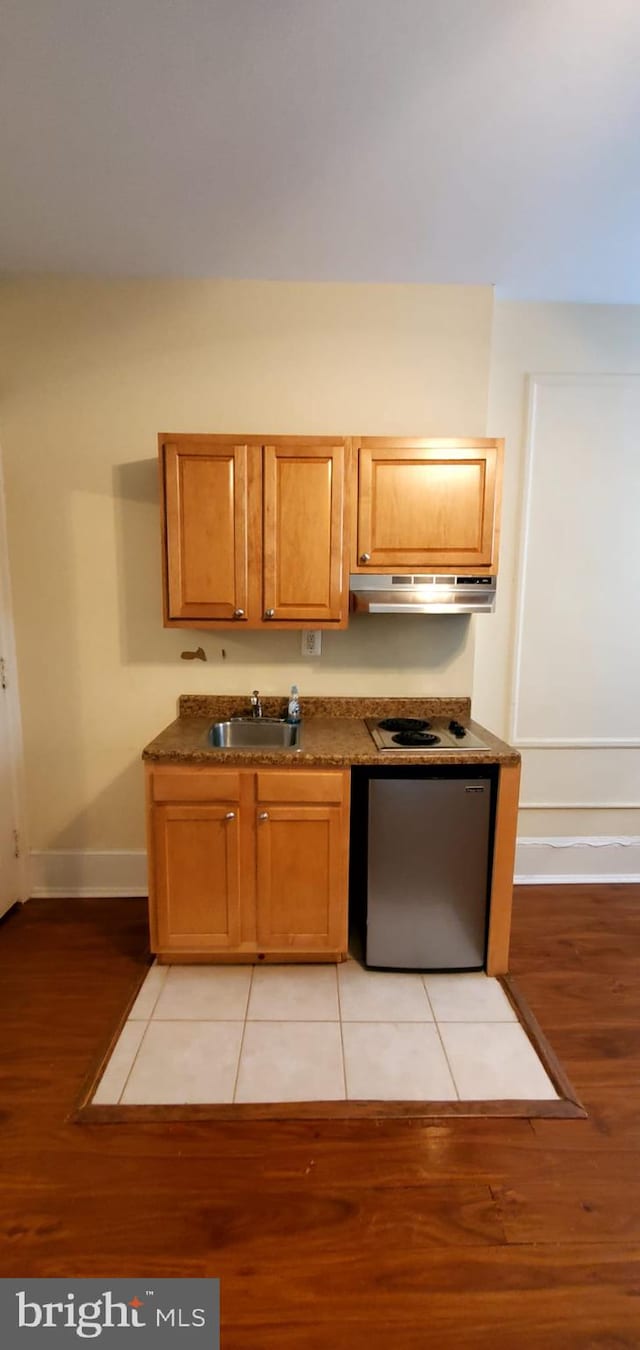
[{"left": 301, "top": 630, "right": 322, "bottom": 657}]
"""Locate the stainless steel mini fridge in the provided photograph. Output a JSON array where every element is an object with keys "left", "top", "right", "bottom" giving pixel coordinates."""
[{"left": 365, "top": 777, "right": 492, "bottom": 970}]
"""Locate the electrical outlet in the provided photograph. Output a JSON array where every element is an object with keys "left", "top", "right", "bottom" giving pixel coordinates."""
[{"left": 301, "top": 630, "right": 322, "bottom": 657}]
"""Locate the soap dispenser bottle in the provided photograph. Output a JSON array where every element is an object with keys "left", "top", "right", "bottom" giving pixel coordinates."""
[{"left": 286, "top": 684, "right": 301, "bottom": 725}]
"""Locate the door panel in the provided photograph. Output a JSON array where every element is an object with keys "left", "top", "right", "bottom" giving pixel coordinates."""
[
  {"left": 0, "top": 668, "right": 19, "bottom": 918},
  {"left": 255, "top": 804, "right": 347, "bottom": 952},
  {"left": 0, "top": 473, "right": 22, "bottom": 917},
  {"left": 357, "top": 441, "right": 498, "bottom": 569},
  {"left": 153, "top": 803, "right": 242, "bottom": 952},
  {"left": 164, "top": 441, "right": 249, "bottom": 620},
  {"left": 262, "top": 443, "right": 345, "bottom": 622}
]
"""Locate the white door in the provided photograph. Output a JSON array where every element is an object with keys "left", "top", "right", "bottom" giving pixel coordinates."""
[
  {"left": 0, "top": 655, "right": 21, "bottom": 916},
  {"left": 0, "top": 448, "right": 25, "bottom": 917}
]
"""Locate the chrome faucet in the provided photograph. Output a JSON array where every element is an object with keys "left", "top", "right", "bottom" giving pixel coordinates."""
[{"left": 250, "top": 689, "right": 263, "bottom": 719}]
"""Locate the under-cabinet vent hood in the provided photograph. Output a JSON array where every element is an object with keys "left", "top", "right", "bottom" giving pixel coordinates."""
[{"left": 349, "top": 574, "right": 496, "bottom": 615}]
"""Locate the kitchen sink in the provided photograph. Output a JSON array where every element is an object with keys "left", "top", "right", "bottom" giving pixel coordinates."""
[{"left": 208, "top": 718, "right": 302, "bottom": 750}]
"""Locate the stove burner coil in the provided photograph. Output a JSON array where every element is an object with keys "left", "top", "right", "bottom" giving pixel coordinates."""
[
  {"left": 378, "top": 717, "right": 432, "bottom": 733},
  {"left": 391, "top": 731, "right": 441, "bottom": 747}
]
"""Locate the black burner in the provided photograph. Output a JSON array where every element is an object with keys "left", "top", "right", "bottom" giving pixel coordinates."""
[
  {"left": 379, "top": 717, "right": 432, "bottom": 732},
  {"left": 391, "top": 731, "right": 441, "bottom": 747}
]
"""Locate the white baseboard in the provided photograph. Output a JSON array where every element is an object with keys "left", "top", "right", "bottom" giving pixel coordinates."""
[
  {"left": 27, "top": 838, "right": 640, "bottom": 899},
  {"left": 515, "top": 836, "right": 640, "bottom": 885},
  {"left": 29, "top": 850, "right": 148, "bottom": 898}
]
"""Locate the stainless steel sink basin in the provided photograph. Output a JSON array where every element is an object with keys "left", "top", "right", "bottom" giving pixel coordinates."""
[{"left": 208, "top": 718, "right": 302, "bottom": 750}]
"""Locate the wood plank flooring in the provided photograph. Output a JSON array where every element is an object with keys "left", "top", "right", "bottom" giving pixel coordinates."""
[{"left": 1, "top": 886, "right": 639, "bottom": 1347}]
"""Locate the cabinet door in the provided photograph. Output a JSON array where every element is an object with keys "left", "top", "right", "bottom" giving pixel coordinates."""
[
  {"left": 262, "top": 442, "right": 346, "bottom": 622},
  {"left": 152, "top": 803, "right": 242, "bottom": 953},
  {"left": 255, "top": 803, "right": 348, "bottom": 954},
  {"left": 163, "top": 439, "right": 250, "bottom": 620},
  {"left": 356, "top": 439, "right": 499, "bottom": 570}
]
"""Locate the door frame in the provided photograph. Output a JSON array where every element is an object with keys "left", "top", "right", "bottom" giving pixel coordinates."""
[{"left": 0, "top": 438, "right": 29, "bottom": 905}]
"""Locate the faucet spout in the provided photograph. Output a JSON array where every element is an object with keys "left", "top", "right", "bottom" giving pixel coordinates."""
[{"left": 250, "top": 689, "right": 263, "bottom": 719}]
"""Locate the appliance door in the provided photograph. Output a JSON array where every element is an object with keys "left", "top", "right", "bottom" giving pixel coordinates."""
[{"left": 366, "top": 777, "right": 491, "bottom": 970}]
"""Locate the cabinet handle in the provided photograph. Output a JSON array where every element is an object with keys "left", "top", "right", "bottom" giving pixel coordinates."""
[
  {"left": 360, "top": 553, "right": 371, "bottom": 563},
  {"left": 224, "top": 811, "right": 236, "bottom": 820},
  {"left": 258, "top": 811, "right": 269, "bottom": 821},
  {"left": 264, "top": 609, "right": 275, "bottom": 619},
  {"left": 233, "top": 608, "right": 245, "bottom": 618}
]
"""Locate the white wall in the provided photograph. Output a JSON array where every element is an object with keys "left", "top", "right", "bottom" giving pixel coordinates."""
[
  {"left": 477, "top": 301, "right": 640, "bottom": 880},
  {"left": 0, "top": 278, "right": 491, "bottom": 862}
]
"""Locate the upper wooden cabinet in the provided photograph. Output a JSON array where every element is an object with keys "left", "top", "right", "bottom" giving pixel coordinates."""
[
  {"left": 352, "top": 438, "right": 503, "bottom": 573},
  {"left": 160, "top": 435, "right": 349, "bottom": 629},
  {"left": 163, "top": 439, "right": 250, "bottom": 621},
  {"left": 262, "top": 442, "right": 345, "bottom": 623}
]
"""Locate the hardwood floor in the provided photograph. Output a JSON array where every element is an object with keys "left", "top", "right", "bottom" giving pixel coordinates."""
[{"left": 1, "top": 886, "right": 639, "bottom": 1347}]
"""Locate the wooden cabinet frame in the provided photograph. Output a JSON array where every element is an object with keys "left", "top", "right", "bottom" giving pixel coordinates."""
[
  {"left": 146, "top": 764, "right": 350, "bottom": 962},
  {"left": 159, "top": 432, "right": 505, "bottom": 627},
  {"left": 145, "top": 760, "right": 518, "bottom": 971},
  {"left": 350, "top": 437, "right": 504, "bottom": 575},
  {"left": 163, "top": 440, "right": 251, "bottom": 621},
  {"left": 152, "top": 802, "right": 243, "bottom": 953},
  {"left": 262, "top": 442, "right": 346, "bottom": 623},
  {"left": 159, "top": 434, "right": 352, "bottom": 630}
]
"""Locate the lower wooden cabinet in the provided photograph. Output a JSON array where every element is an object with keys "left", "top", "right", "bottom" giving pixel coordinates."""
[{"left": 146, "top": 766, "right": 350, "bottom": 962}]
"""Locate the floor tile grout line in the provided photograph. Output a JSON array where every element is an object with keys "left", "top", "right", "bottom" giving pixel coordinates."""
[
  {"left": 127, "top": 963, "right": 169, "bottom": 1024},
  {"left": 111, "top": 968, "right": 550, "bottom": 1107},
  {"left": 117, "top": 1019, "right": 154, "bottom": 1105},
  {"left": 421, "top": 975, "right": 436, "bottom": 1020},
  {"left": 243, "top": 964, "right": 255, "bottom": 1022},
  {"left": 231, "top": 968, "right": 253, "bottom": 1103},
  {"left": 242, "top": 965, "right": 254, "bottom": 1021},
  {"left": 121, "top": 1016, "right": 501, "bottom": 1026},
  {"left": 145, "top": 964, "right": 170, "bottom": 1021},
  {"left": 430, "top": 1012, "right": 461, "bottom": 1103},
  {"left": 336, "top": 965, "right": 349, "bottom": 1101},
  {"left": 126, "top": 1014, "right": 517, "bottom": 1024}
]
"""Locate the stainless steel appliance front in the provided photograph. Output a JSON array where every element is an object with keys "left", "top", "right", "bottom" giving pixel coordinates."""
[{"left": 366, "top": 777, "right": 491, "bottom": 970}]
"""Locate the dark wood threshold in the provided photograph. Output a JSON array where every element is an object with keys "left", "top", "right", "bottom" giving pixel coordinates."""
[
  {"left": 72, "top": 951, "right": 153, "bottom": 1121},
  {"left": 501, "top": 973, "right": 586, "bottom": 1115},
  {"left": 74, "top": 964, "right": 586, "bottom": 1125},
  {"left": 81, "top": 1097, "right": 585, "bottom": 1123}
]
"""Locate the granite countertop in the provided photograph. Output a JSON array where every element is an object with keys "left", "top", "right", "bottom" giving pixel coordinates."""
[{"left": 143, "top": 696, "right": 520, "bottom": 768}]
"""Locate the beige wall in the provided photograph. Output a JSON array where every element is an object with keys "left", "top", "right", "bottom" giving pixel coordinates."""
[
  {"left": 0, "top": 278, "right": 492, "bottom": 852},
  {"left": 476, "top": 300, "right": 640, "bottom": 843}
]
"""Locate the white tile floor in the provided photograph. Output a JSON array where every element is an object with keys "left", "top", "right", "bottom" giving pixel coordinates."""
[{"left": 93, "top": 962, "right": 559, "bottom": 1106}]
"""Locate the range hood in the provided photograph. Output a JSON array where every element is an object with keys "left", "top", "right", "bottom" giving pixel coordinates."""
[{"left": 349, "top": 574, "right": 496, "bottom": 615}]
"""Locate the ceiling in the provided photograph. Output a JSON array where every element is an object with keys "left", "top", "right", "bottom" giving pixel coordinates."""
[{"left": 1, "top": 0, "right": 639, "bottom": 300}]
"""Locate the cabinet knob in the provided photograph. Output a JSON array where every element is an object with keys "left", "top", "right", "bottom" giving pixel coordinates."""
[
  {"left": 258, "top": 811, "right": 269, "bottom": 821},
  {"left": 264, "top": 609, "right": 275, "bottom": 619},
  {"left": 360, "top": 553, "right": 371, "bottom": 563},
  {"left": 224, "top": 811, "right": 236, "bottom": 820},
  {"left": 233, "top": 608, "right": 245, "bottom": 618}
]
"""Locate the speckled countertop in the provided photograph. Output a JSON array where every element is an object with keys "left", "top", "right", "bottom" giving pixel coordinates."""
[{"left": 143, "top": 696, "right": 520, "bottom": 768}]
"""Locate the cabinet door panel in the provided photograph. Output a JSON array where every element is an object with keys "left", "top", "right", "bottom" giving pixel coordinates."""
[
  {"left": 357, "top": 442, "right": 497, "bottom": 569},
  {"left": 153, "top": 804, "right": 241, "bottom": 952},
  {"left": 263, "top": 444, "right": 345, "bottom": 622},
  {"left": 256, "top": 805, "right": 347, "bottom": 953},
  {"left": 164, "top": 441, "right": 249, "bottom": 619}
]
